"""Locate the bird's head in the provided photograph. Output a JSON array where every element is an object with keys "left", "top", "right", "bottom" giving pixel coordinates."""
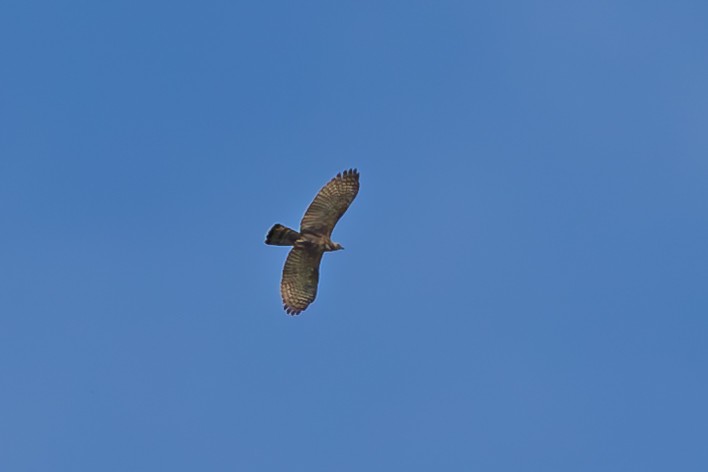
[{"left": 330, "top": 242, "right": 344, "bottom": 251}]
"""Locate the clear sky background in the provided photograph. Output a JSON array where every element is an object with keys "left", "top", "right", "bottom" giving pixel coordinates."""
[{"left": 1, "top": 1, "right": 707, "bottom": 471}]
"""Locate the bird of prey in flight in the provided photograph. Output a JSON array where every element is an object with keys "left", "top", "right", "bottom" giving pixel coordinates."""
[{"left": 265, "top": 169, "right": 360, "bottom": 315}]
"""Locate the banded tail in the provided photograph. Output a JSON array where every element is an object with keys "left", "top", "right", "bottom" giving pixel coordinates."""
[{"left": 265, "top": 224, "right": 301, "bottom": 246}]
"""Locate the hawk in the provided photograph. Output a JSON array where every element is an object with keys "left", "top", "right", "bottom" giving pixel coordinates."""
[{"left": 265, "top": 169, "right": 360, "bottom": 315}]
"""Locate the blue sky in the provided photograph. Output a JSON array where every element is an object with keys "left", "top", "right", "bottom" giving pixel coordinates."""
[{"left": 1, "top": 1, "right": 707, "bottom": 470}]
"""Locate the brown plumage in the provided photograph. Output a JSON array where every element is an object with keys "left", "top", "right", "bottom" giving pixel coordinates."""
[{"left": 265, "top": 169, "right": 360, "bottom": 315}]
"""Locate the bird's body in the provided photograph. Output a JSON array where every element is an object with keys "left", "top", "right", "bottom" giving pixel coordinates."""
[
  {"left": 266, "top": 225, "right": 342, "bottom": 252},
  {"left": 265, "top": 169, "right": 359, "bottom": 315}
]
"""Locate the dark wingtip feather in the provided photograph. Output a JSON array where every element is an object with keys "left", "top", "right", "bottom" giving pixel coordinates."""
[
  {"left": 336, "top": 168, "right": 359, "bottom": 180},
  {"left": 284, "top": 305, "right": 302, "bottom": 316}
]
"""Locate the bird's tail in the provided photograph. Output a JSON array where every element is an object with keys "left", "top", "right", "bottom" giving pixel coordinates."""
[{"left": 265, "top": 224, "right": 301, "bottom": 246}]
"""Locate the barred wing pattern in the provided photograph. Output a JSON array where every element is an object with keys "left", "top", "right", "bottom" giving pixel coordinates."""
[
  {"left": 300, "top": 169, "right": 360, "bottom": 235},
  {"left": 281, "top": 245, "right": 324, "bottom": 315}
]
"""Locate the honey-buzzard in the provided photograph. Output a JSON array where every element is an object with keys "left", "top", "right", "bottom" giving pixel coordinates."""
[{"left": 265, "top": 169, "right": 360, "bottom": 315}]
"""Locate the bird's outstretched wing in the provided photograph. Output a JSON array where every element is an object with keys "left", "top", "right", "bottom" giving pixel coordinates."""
[
  {"left": 281, "top": 245, "right": 325, "bottom": 315},
  {"left": 300, "top": 169, "right": 359, "bottom": 236}
]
